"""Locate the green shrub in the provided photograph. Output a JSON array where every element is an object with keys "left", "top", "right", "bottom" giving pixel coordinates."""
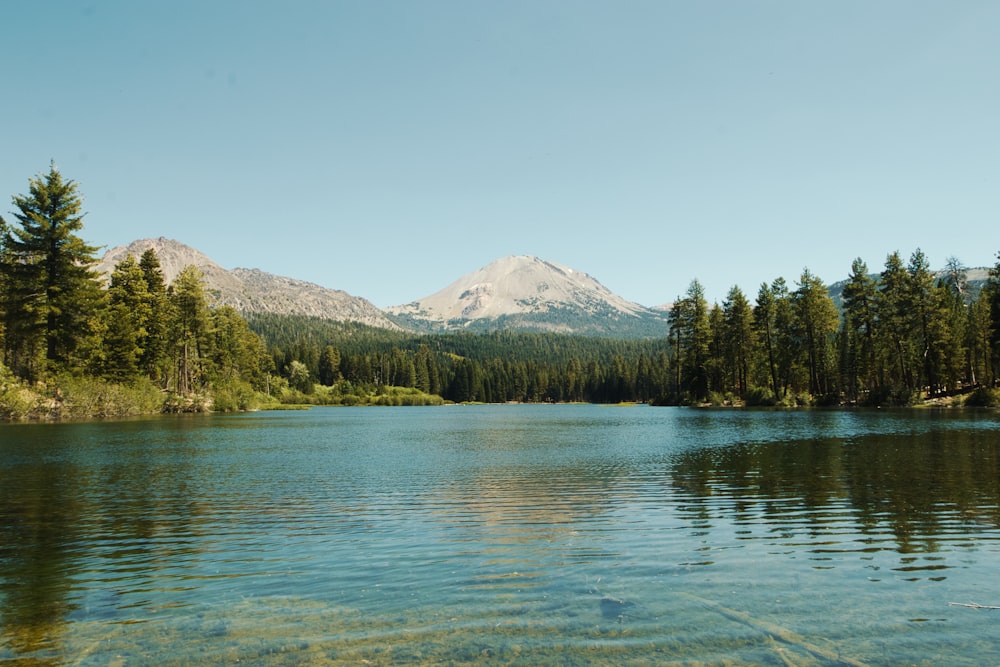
[
  {"left": 965, "top": 387, "right": 1000, "bottom": 408},
  {"left": 54, "top": 374, "right": 164, "bottom": 419},
  {"left": 339, "top": 393, "right": 362, "bottom": 406},
  {"left": 211, "top": 379, "right": 259, "bottom": 412},
  {"left": 814, "top": 392, "right": 842, "bottom": 407},
  {"left": 0, "top": 384, "right": 39, "bottom": 421},
  {"left": 863, "top": 385, "right": 917, "bottom": 407},
  {"left": 650, "top": 393, "right": 682, "bottom": 406},
  {"left": 372, "top": 387, "right": 445, "bottom": 406},
  {"left": 744, "top": 387, "right": 778, "bottom": 407},
  {"left": 705, "top": 391, "right": 739, "bottom": 407},
  {"left": 162, "top": 392, "right": 211, "bottom": 413}
]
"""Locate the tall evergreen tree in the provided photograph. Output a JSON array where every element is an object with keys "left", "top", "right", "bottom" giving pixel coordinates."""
[
  {"left": 942, "top": 256, "right": 969, "bottom": 302},
  {"left": 168, "top": 265, "right": 212, "bottom": 394},
  {"left": 413, "top": 343, "right": 439, "bottom": 394},
  {"left": 767, "top": 278, "right": 800, "bottom": 398},
  {"left": 0, "top": 216, "right": 9, "bottom": 357},
  {"left": 706, "top": 304, "right": 725, "bottom": 396},
  {"left": 721, "top": 285, "right": 754, "bottom": 398},
  {"left": 929, "top": 280, "right": 965, "bottom": 392},
  {"left": 988, "top": 251, "right": 1000, "bottom": 385},
  {"left": 97, "top": 255, "right": 152, "bottom": 381},
  {"left": 793, "top": 269, "right": 839, "bottom": 396},
  {"left": 754, "top": 282, "right": 780, "bottom": 398},
  {"left": 1, "top": 164, "right": 102, "bottom": 380},
  {"left": 841, "top": 258, "right": 879, "bottom": 399},
  {"left": 906, "top": 249, "right": 938, "bottom": 394},
  {"left": 676, "top": 280, "right": 711, "bottom": 401},
  {"left": 878, "top": 251, "right": 911, "bottom": 392},
  {"left": 209, "top": 305, "right": 271, "bottom": 390},
  {"left": 967, "top": 290, "right": 993, "bottom": 386},
  {"left": 318, "top": 345, "right": 342, "bottom": 386},
  {"left": 138, "top": 248, "right": 170, "bottom": 384},
  {"left": 667, "top": 294, "right": 687, "bottom": 398}
]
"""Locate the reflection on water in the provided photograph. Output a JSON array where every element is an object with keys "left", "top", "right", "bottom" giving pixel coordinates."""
[
  {"left": 2, "top": 407, "right": 1000, "bottom": 665},
  {"left": 670, "top": 423, "right": 1000, "bottom": 563}
]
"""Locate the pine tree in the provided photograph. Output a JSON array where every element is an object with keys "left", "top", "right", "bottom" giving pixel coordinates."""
[
  {"left": 318, "top": 345, "right": 342, "bottom": 386},
  {"left": 793, "top": 269, "right": 839, "bottom": 397},
  {"left": 878, "top": 251, "right": 912, "bottom": 393},
  {"left": 1, "top": 164, "right": 102, "bottom": 380},
  {"left": 754, "top": 282, "right": 780, "bottom": 399},
  {"left": 679, "top": 280, "right": 711, "bottom": 401},
  {"left": 721, "top": 285, "right": 754, "bottom": 398},
  {"left": 209, "top": 306, "right": 270, "bottom": 390},
  {"left": 138, "top": 248, "right": 170, "bottom": 383},
  {"left": 929, "top": 280, "right": 965, "bottom": 392},
  {"left": 706, "top": 303, "right": 725, "bottom": 397},
  {"left": 413, "top": 344, "right": 433, "bottom": 393},
  {"left": 667, "top": 294, "right": 687, "bottom": 399},
  {"left": 98, "top": 255, "right": 152, "bottom": 381},
  {"left": 756, "top": 277, "right": 798, "bottom": 400},
  {"left": 988, "top": 251, "right": 1000, "bottom": 385},
  {"left": 168, "top": 265, "right": 211, "bottom": 394},
  {"left": 967, "top": 290, "right": 993, "bottom": 386},
  {"left": 841, "top": 258, "right": 879, "bottom": 399},
  {"left": 0, "top": 216, "right": 9, "bottom": 357},
  {"left": 906, "top": 249, "right": 938, "bottom": 394}
]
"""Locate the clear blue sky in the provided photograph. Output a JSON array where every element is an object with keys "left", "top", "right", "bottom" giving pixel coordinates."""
[{"left": 3, "top": 1, "right": 998, "bottom": 308}]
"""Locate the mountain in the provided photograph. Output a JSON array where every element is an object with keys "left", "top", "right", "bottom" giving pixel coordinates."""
[
  {"left": 386, "top": 255, "right": 670, "bottom": 337},
  {"left": 96, "top": 238, "right": 402, "bottom": 330}
]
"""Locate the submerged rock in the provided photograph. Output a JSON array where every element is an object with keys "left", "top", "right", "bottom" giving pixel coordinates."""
[{"left": 599, "top": 596, "right": 642, "bottom": 622}]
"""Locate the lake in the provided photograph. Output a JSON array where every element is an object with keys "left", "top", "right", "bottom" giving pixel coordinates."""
[{"left": 2, "top": 405, "right": 999, "bottom": 665}]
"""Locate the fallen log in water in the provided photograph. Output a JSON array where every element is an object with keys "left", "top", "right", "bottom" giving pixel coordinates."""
[
  {"left": 678, "top": 592, "right": 871, "bottom": 667},
  {"left": 949, "top": 601, "right": 1000, "bottom": 610}
]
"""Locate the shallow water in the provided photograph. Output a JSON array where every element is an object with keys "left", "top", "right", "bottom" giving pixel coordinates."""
[{"left": 2, "top": 405, "right": 999, "bottom": 665}]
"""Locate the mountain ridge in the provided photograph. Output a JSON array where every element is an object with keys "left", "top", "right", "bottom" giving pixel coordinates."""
[
  {"left": 96, "top": 238, "right": 402, "bottom": 330},
  {"left": 96, "top": 239, "right": 994, "bottom": 339}
]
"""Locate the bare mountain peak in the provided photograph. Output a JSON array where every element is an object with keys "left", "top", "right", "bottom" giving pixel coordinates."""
[
  {"left": 99, "top": 237, "right": 223, "bottom": 286},
  {"left": 96, "top": 238, "right": 401, "bottom": 330}
]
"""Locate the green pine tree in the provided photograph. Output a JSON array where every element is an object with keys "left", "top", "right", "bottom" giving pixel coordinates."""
[
  {"left": 98, "top": 255, "right": 152, "bottom": 382},
  {"left": 793, "top": 269, "right": 839, "bottom": 397},
  {"left": 318, "top": 345, "right": 342, "bottom": 386},
  {"left": 138, "top": 248, "right": 170, "bottom": 384},
  {"left": 841, "top": 258, "right": 879, "bottom": 400},
  {"left": 722, "top": 285, "right": 754, "bottom": 398},
  {"left": 1, "top": 164, "right": 102, "bottom": 380},
  {"left": 168, "top": 265, "right": 212, "bottom": 394}
]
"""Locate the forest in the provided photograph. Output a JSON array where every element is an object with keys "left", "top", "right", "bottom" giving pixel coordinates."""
[
  {"left": 2, "top": 165, "right": 1000, "bottom": 420},
  {"left": 0, "top": 166, "right": 272, "bottom": 419},
  {"left": 249, "top": 248, "right": 999, "bottom": 408}
]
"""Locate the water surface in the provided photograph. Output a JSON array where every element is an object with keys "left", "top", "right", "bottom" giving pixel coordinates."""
[{"left": 2, "top": 406, "right": 999, "bottom": 665}]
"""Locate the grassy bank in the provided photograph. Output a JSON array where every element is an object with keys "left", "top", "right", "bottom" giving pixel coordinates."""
[{"left": 0, "top": 368, "right": 447, "bottom": 422}]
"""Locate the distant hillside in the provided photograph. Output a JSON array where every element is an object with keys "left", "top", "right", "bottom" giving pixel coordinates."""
[
  {"left": 386, "top": 255, "right": 670, "bottom": 338},
  {"left": 827, "top": 267, "right": 991, "bottom": 308},
  {"left": 97, "top": 238, "right": 402, "bottom": 330}
]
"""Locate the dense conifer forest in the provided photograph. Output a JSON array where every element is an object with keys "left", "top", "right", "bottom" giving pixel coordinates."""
[
  {"left": 2, "top": 165, "right": 1000, "bottom": 420},
  {"left": 0, "top": 166, "right": 272, "bottom": 419}
]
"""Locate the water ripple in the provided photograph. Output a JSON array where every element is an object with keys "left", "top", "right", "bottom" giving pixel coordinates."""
[{"left": 3, "top": 407, "right": 1000, "bottom": 665}]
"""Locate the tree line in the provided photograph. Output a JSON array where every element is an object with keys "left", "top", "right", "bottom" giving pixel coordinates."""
[
  {"left": 3, "top": 164, "right": 1000, "bottom": 417},
  {"left": 0, "top": 165, "right": 271, "bottom": 418},
  {"left": 665, "top": 251, "right": 999, "bottom": 406},
  {"left": 253, "top": 261, "right": 1000, "bottom": 408},
  {"left": 245, "top": 315, "right": 673, "bottom": 404}
]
